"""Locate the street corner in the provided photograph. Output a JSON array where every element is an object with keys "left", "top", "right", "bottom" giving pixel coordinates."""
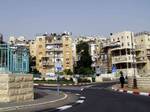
[
  {"left": 111, "top": 84, "right": 150, "bottom": 97},
  {"left": 0, "top": 90, "right": 68, "bottom": 112}
]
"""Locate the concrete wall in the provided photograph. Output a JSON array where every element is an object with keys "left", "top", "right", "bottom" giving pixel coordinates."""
[
  {"left": 128, "top": 77, "right": 150, "bottom": 90},
  {"left": 0, "top": 74, "right": 33, "bottom": 102}
]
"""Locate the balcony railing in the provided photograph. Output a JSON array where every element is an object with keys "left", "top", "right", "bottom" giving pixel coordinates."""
[
  {"left": 112, "top": 55, "right": 133, "bottom": 64},
  {"left": 46, "top": 40, "right": 63, "bottom": 45},
  {"left": 46, "top": 48, "right": 63, "bottom": 51}
]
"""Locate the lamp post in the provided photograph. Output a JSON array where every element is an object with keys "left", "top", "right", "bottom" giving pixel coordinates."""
[
  {"left": 54, "top": 44, "right": 60, "bottom": 95},
  {"left": 131, "top": 32, "right": 137, "bottom": 89}
]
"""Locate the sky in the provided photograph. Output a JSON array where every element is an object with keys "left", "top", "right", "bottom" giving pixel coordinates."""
[{"left": 0, "top": 0, "right": 150, "bottom": 40}]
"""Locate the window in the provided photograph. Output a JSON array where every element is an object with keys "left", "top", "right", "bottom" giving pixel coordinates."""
[
  {"left": 39, "top": 38, "right": 42, "bottom": 41},
  {"left": 141, "top": 39, "right": 143, "bottom": 42},
  {"left": 121, "top": 36, "right": 123, "bottom": 39},
  {"left": 39, "top": 52, "right": 42, "bottom": 55},
  {"left": 66, "top": 62, "right": 70, "bottom": 64},
  {"left": 66, "top": 58, "right": 69, "bottom": 61},
  {"left": 39, "top": 45, "right": 42, "bottom": 48},
  {"left": 128, "top": 42, "right": 130, "bottom": 46},
  {"left": 122, "top": 43, "right": 124, "bottom": 47},
  {"left": 65, "top": 44, "right": 69, "bottom": 47},
  {"left": 127, "top": 36, "right": 129, "bottom": 39},
  {"left": 65, "top": 37, "right": 69, "bottom": 41},
  {"left": 56, "top": 59, "right": 60, "bottom": 61},
  {"left": 113, "top": 39, "right": 115, "bottom": 41},
  {"left": 117, "top": 37, "right": 120, "bottom": 41}
]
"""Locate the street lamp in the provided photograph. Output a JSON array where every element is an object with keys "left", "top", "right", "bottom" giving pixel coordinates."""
[
  {"left": 53, "top": 44, "right": 60, "bottom": 95},
  {"left": 131, "top": 32, "right": 137, "bottom": 89}
]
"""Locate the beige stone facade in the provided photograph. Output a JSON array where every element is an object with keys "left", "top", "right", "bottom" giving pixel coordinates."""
[
  {"left": 0, "top": 74, "right": 33, "bottom": 102},
  {"left": 29, "top": 33, "right": 73, "bottom": 76},
  {"left": 135, "top": 32, "right": 150, "bottom": 77},
  {"left": 128, "top": 77, "right": 150, "bottom": 90},
  {"left": 110, "top": 31, "right": 137, "bottom": 76}
]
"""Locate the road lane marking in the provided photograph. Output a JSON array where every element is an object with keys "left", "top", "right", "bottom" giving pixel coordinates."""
[
  {"left": 76, "top": 93, "right": 80, "bottom": 96},
  {"left": 81, "top": 88, "right": 84, "bottom": 91},
  {"left": 80, "top": 96, "right": 86, "bottom": 99},
  {"left": 57, "top": 105, "right": 72, "bottom": 111},
  {"left": 76, "top": 100, "right": 84, "bottom": 104}
]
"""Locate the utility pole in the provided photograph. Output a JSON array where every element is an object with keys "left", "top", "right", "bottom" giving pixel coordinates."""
[{"left": 131, "top": 32, "right": 137, "bottom": 89}]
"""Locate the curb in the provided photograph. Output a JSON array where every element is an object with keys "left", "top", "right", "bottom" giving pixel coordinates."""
[
  {"left": 0, "top": 93, "right": 68, "bottom": 112},
  {"left": 34, "top": 83, "right": 91, "bottom": 87},
  {"left": 112, "top": 87, "right": 150, "bottom": 97}
]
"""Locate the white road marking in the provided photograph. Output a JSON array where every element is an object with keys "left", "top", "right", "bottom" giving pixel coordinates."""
[
  {"left": 76, "top": 100, "right": 84, "bottom": 104},
  {"left": 80, "top": 96, "right": 86, "bottom": 99},
  {"left": 76, "top": 93, "right": 80, "bottom": 96},
  {"left": 81, "top": 88, "right": 84, "bottom": 91},
  {"left": 57, "top": 105, "right": 72, "bottom": 111}
]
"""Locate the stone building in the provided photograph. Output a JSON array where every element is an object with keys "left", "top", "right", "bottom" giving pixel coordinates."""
[
  {"left": 110, "top": 31, "right": 137, "bottom": 77},
  {"left": 134, "top": 31, "right": 150, "bottom": 77},
  {"left": 29, "top": 32, "right": 73, "bottom": 76}
]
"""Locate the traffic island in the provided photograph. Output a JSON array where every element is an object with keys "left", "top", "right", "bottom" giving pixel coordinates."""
[{"left": 0, "top": 74, "right": 34, "bottom": 102}]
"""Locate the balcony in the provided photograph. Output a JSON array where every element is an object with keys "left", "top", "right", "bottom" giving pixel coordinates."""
[
  {"left": 136, "top": 58, "right": 147, "bottom": 64},
  {"left": 46, "top": 40, "right": 63, "bottom": 45},
  {"left": 146, "top": 45, "right": 150, "bottom": 50},
  {"left": 112, "top": 55, "right": 134, "bottom": 64},
  {"left": 42, "top": 61, "right": 54, "bottom": 66},
  {"left": 46, "top": 47, "right": 63, "bottom": 52},
  {"left": 135, "top": 45, "right": 144, "bottom": 52},
  {"left": 147, "top": 53, "right": 150, "bottom": 57}
]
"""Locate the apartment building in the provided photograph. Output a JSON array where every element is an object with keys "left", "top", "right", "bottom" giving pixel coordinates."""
[
  {"left": 135, "top": 32, "right": 150, "bottom": 77},
  {"left": 110, "top": 31, "right": 137, "bottom": 77},
  {"left": 100, "top": 38, "right": 112, "bottom": 73},
  {"left": 30, "top": 33, "right": 73, "bottom": 75}
]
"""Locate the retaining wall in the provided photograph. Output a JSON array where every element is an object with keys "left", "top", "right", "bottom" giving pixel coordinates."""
[
  {"left": 128, "top": 77, "right": 150, "bottom": 90},
  {"left": 0, "top": 73, "right": 33, "bottom": 102}
]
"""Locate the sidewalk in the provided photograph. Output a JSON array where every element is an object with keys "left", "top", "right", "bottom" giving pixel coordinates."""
[
  {"left": 112, "top": 84, "right": 150, "bottom": 96},
  {"left": 0, "top": 89, "right": 78, "bottom": 112}
]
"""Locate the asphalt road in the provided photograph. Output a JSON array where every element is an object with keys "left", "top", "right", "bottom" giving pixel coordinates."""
[{"left": 59, "top": 82, "right": 150, "bottom": 112}]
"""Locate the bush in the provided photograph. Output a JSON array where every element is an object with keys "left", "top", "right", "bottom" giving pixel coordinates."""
[
  {"left": 92, "top": 77, "right": 95, "bottom": 82},
  {"left": 78, "top": 78, "right": 91, "bottom": 83}
]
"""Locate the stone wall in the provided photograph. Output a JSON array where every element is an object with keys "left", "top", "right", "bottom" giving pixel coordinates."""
[
  {"left": 0, "top": 73, "right": 33, "bottom": 102},
  {"left": 128, "top": 77, "right": 150, "bottom": 90}
]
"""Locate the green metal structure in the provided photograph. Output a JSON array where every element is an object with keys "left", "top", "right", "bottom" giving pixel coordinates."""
[{"left": 0, "top": 43, "right": 29, "bottom": 73}]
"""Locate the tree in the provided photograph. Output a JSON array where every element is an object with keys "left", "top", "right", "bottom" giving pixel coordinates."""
[
  {"left": 75, "top": 41, "right": 93, "bottom": 76},
  {"left": 64, "top": 69, "right": 73, "bottom": 75},
  {"left": 29, "top": 56, "right": 40, "bottom": 74}
]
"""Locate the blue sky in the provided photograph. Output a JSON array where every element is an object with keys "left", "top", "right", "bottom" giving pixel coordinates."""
[{"left": 0, "top": 0, "right": 150, "bottom": 40}]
